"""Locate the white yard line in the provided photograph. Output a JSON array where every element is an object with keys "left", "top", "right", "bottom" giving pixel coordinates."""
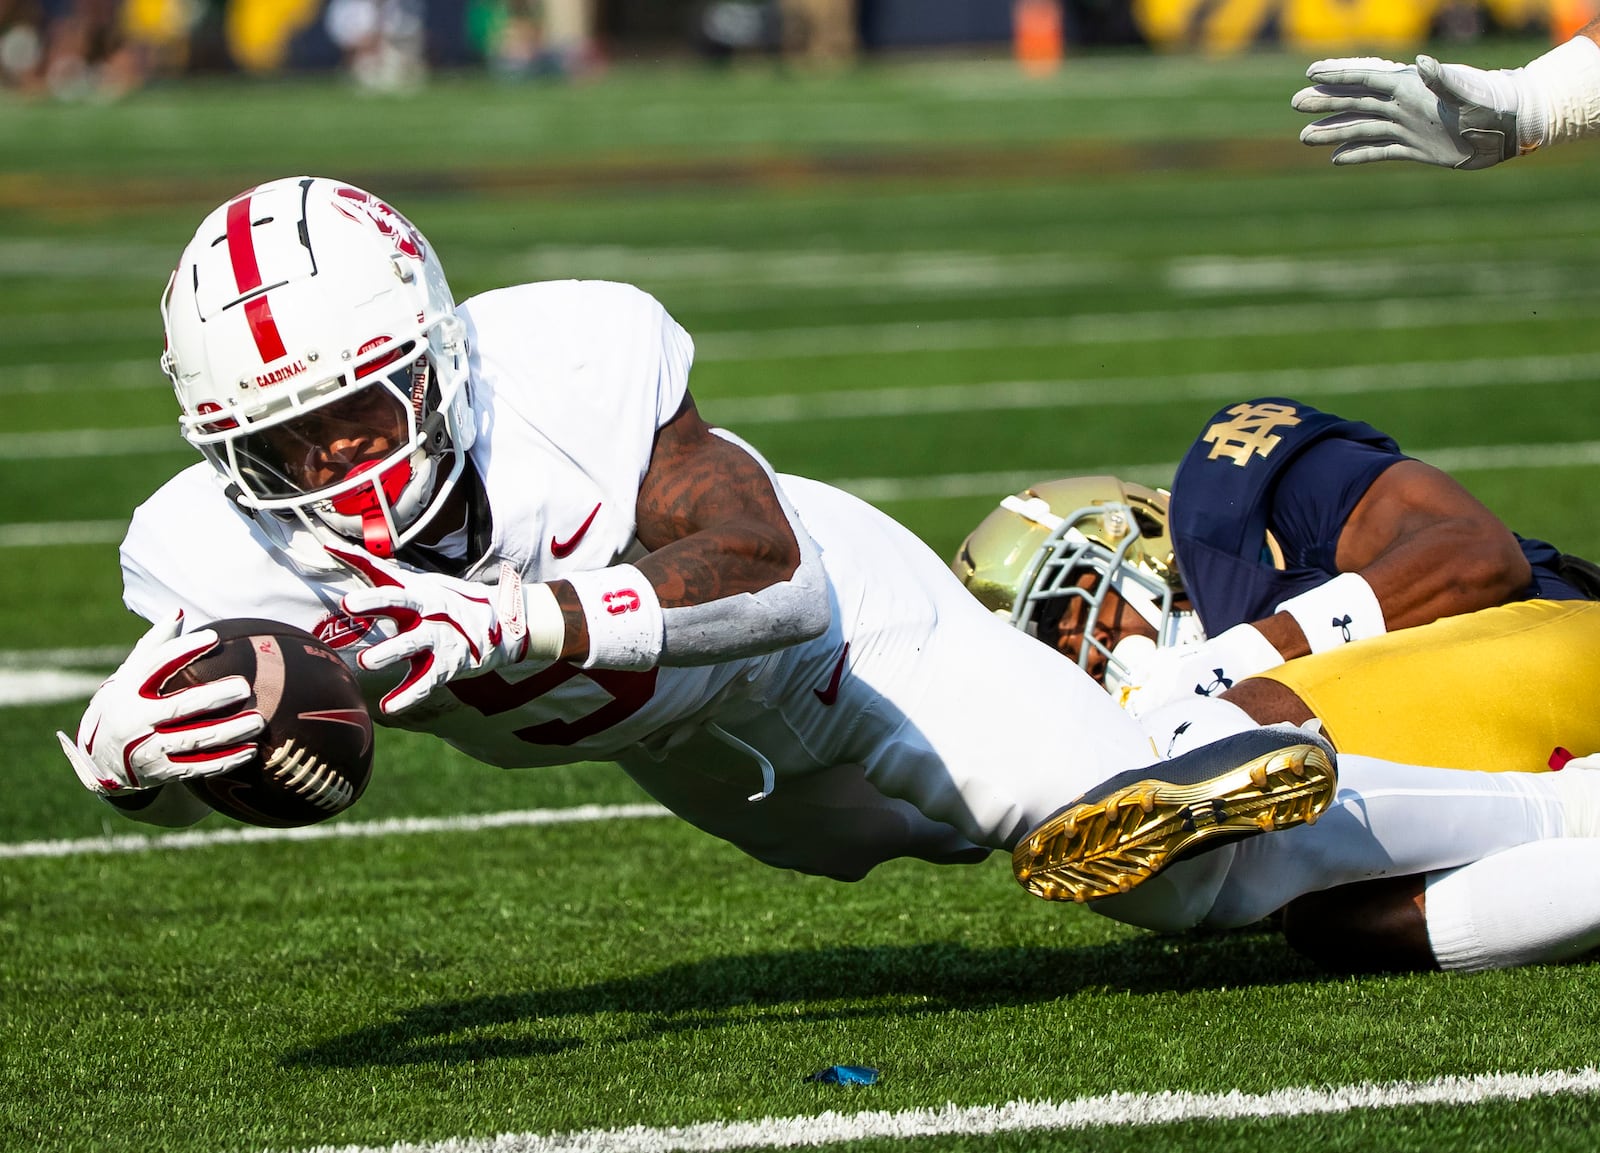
[
  {"left": 0, "top": 359, "right": 155, "bottom": 394},
  {"left": 832, "top": 441, "right": 1600, "bottom": 504},
  {"left": 705, "top": 352, "right": 1600, "bottom": 424},
  {"left": 0, "top": 669, "right": 105, "bottom": 706},
  {"left": 10, "top": 286, "right": 1599, "bottom": 359},
  {"left": 292, "top": 1067, "right": 1600, "bottom": 1153},
  {"left": 693, "top": 292, "right": 1599, "bottom": 361},
  {"left": 0, "top": 645, "right": 131, "bottom": 669},
  {"left": 2, "top": 440, "right": 1597, "bottom": 564},
  {"left": 0, "top": 804, "right": 673, "bottom": 860},
  {"left": 6, "top": 350, "right": 1600, "bottom": 465},
  {"left": 0, "top": 519, "right": 127, "bottom": 547},
  {"left": 0, "top": 427, "right": 186, "bottom": 460}
]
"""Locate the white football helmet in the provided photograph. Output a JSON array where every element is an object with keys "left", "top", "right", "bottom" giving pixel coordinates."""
[
  {"left": 160, "top": 176, "right": 475, "bottom": 558},
  {"left": 950, "top": 476, "right": 1204, "bottom": 687}
]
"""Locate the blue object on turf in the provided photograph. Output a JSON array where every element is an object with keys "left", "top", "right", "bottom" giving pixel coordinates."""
[{"left": 805, "top": 1065, "right": 879, "bottom": 1085}]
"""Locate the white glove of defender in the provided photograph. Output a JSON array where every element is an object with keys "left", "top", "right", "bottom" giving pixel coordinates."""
[
  {"left": 330, "top": 548, "right": 564, "bottom": 716},
  {"left": 1293, "top": 55, "right": 1539, "bottom": 169},
  {"left": 1114, "top": 623, "right": 1283, "bottom": 719},
  {"left": 55, "top": 611, "right": 265, "bottom": 796}
]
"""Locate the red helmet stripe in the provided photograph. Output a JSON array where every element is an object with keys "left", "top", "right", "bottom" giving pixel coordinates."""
[
  {"left": 225, "top": 195, "right": 289, "bottom": 365},
  {"left": 242, "top": 295, "right": 287, "bottom": 363},
  {"left": 224, "top": 197, "right": 263, "bottom": 289}
]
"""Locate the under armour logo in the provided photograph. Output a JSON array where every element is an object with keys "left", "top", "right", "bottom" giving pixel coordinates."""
[
  {"left": 1201, "top": 402, "right": 1302, "bottom": 468},
  {"left": 1332, "top": 613, "right": 1353, "bottom": 643},
  {"left": 1193, "top": 669, "right": 1234, "bottom": 697}
]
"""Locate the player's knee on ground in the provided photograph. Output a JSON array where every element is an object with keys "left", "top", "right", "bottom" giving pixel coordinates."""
[{"left": 1280, "top": 876, "right": 1438, "bottom": 973}]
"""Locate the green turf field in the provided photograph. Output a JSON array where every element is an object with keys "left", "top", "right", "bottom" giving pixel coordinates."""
[{"left": 6, "top": 46, "right": 1600, "bottom": 1153}]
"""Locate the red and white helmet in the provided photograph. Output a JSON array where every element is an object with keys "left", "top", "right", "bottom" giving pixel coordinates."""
[{"left": 161, "top": 176, "right": 475, "bottom": 557}]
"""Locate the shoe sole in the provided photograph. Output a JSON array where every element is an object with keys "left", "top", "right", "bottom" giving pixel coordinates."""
[{"left": 1012, "top": 741, "right": 1337, "bottom": 903}]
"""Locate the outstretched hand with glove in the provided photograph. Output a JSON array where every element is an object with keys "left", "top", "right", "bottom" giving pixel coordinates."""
[
  {"left": 1292, "top": 36, "right": 1600, "bottom": 169},
  {"left": 56, "top": 611, "right": 265, "bottom": 796},
  {"left": 329, "top": 548, "right": 566, "bottom": 715}
]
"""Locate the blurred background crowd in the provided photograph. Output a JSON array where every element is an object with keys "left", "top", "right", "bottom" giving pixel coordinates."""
[{"left": 0, "top": 0, "right": 1589, "bottom": 101}]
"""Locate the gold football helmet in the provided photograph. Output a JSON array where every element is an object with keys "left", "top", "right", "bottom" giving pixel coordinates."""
[{"left": 951, "top": 475, "right": 1202, "bottom": 685}]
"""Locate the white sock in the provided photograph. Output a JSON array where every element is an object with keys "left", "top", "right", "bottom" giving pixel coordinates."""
[
  {"left": 1205, "top": 754, "right": 1571, "bottom": 928},
  {"left": 1137, "top": 695, "right": 1259, "bottom": 760},
  {"left": 1426, "top": 838, "right": 1600, "bottom": 972},
  {"left": 1092, "top": 850, "right": 1236, "bottom": 933}
]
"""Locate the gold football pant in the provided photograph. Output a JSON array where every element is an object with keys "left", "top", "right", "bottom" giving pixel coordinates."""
[{"left": 1258, "top": 598, "right": 1600, "bottom": 772}]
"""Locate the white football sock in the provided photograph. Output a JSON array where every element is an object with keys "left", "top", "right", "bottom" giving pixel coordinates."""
[
  {"left": 1204, "top": 754, "right": 1574, "bottom": 928},
  {"left": 1425, "top": 838, "right": 1600, "bottom": 972},
  {"left": 1137, "top": 695, "right": 1259, "bottom": 759}
]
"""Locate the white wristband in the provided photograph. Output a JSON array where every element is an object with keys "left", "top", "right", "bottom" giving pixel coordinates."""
[
  {"left": 1524, "top": 35, "right": 1600, "bottom": 146},
  {"left": 563, "top": 563, "right": 664, "bottom": 671},
  {"left": 1203, "top": 622, "right": 1285, "bottom": 684},
  {"left": 1276, "top": 572, "right": 1386, "bottom": 654}
]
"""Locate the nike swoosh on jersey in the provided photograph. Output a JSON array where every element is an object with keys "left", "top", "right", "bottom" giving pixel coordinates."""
[
  {"left": 813, "top": 643, "right": 850, "bottom": 706},
  {"left": 551, "top": 503, "right": 602, "bottom": 558}
]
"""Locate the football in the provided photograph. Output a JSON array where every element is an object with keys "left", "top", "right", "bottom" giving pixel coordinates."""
[{"left": 163, "top": 618, "right": 375, "bottom": 828}]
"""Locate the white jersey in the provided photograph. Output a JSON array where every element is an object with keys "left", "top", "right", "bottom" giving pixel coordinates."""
[
  {"left": 124, "top": 281, "right": 799, "bottom": 767},
  {"left": 122, "top": 279, "right": 1153, "bottom": 876}
]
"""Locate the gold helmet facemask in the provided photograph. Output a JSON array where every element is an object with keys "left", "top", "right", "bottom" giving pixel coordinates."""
[{"left": 950, "top": 476, "right": 1204, "bottom": 689}]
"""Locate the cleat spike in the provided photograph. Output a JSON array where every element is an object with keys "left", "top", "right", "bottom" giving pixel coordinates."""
[{"left": 1011, "top": 726, "right": 1337, "bottom": 904}]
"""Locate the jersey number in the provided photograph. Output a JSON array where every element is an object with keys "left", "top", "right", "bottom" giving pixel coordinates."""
[{"left": 448, "top": 663, "right": 658, "bottom": 745}]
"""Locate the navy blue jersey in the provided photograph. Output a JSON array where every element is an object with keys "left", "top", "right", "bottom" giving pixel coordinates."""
[{"left": 1168, "top": 397, "right": 1588, "bottom": 633}]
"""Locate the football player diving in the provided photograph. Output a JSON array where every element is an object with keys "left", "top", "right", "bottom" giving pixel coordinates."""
[
  {"left": 955, "top": 397, "right": 1600, "bottom": 973},
  {"left": 54, "top": 180, "right": 1600, "bottom": 953}
]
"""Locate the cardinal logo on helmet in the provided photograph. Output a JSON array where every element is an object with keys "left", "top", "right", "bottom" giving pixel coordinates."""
[{"left": 332, "top": 188, "right": 426, "bottom": 262}]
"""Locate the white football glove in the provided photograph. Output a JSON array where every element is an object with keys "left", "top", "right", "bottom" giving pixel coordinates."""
[
  {"left": 1292, "top": 55, "right": 1538, "bottom": 170},
  {"left": 1114, "top": 623, "right": 1284, "bottom": 719},
  {"left": 56, "top": 611, "right": 266, "bottom": 796},
  {"left": 330, "top": 548, "right": 564, "bottom": 716}
]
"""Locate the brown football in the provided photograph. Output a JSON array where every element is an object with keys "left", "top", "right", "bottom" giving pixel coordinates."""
[{"left": 163, "top": 618, "right": 375, "bottom": 828}]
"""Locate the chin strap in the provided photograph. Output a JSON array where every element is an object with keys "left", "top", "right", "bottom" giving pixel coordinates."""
[{"left": 329, "top": 459, "right": 413, "bottom": 557}]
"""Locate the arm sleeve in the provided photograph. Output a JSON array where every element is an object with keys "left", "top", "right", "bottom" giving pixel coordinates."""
[{"left": 655, "top": 427, "right": 831, "bottom": 664}]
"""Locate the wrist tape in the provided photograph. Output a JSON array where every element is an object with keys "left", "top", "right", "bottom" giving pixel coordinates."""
[
  {"left": 1277, "top": 572, "right": 1386, "bottom": 654},
  {"left": 563, "top": 563, "right": 664, "bottom": 671},
  {"left": 514, "top": 571, "right": 566, "bottom": 663}
]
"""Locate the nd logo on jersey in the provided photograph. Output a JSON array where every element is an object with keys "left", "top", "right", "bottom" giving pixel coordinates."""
[{"left": 1202, "top": 402, "right": 1302, "bottom": 468}]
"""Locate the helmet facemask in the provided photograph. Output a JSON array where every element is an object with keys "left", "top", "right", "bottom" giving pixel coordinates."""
[
  {"left": 950, "top": 476, "right": 1203, "bottom": 690},
  {"left": 1005, "top": 495, "right": 1202, "bottom": 689},
  {"left": 176, "top": 318, "right": 471, "bottom": 557}
]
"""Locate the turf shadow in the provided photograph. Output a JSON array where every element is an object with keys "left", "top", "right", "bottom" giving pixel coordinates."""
[{"left": 282, "top": 931, "right": 1322, "bottom": 1068}]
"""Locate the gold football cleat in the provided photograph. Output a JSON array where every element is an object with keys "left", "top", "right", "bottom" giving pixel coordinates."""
[{"left": 1013, "top": 726, "right": 1337, "bottom": 903}]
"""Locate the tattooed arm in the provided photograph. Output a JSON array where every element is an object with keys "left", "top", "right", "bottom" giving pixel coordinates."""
[{"left": 549, "top": 393, "right": 831, "bottom": 666}]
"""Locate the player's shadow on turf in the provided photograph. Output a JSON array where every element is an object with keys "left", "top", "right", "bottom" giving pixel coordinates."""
[{"left": 282, "top": 931, "right": 1320, "bottom": 1068}]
